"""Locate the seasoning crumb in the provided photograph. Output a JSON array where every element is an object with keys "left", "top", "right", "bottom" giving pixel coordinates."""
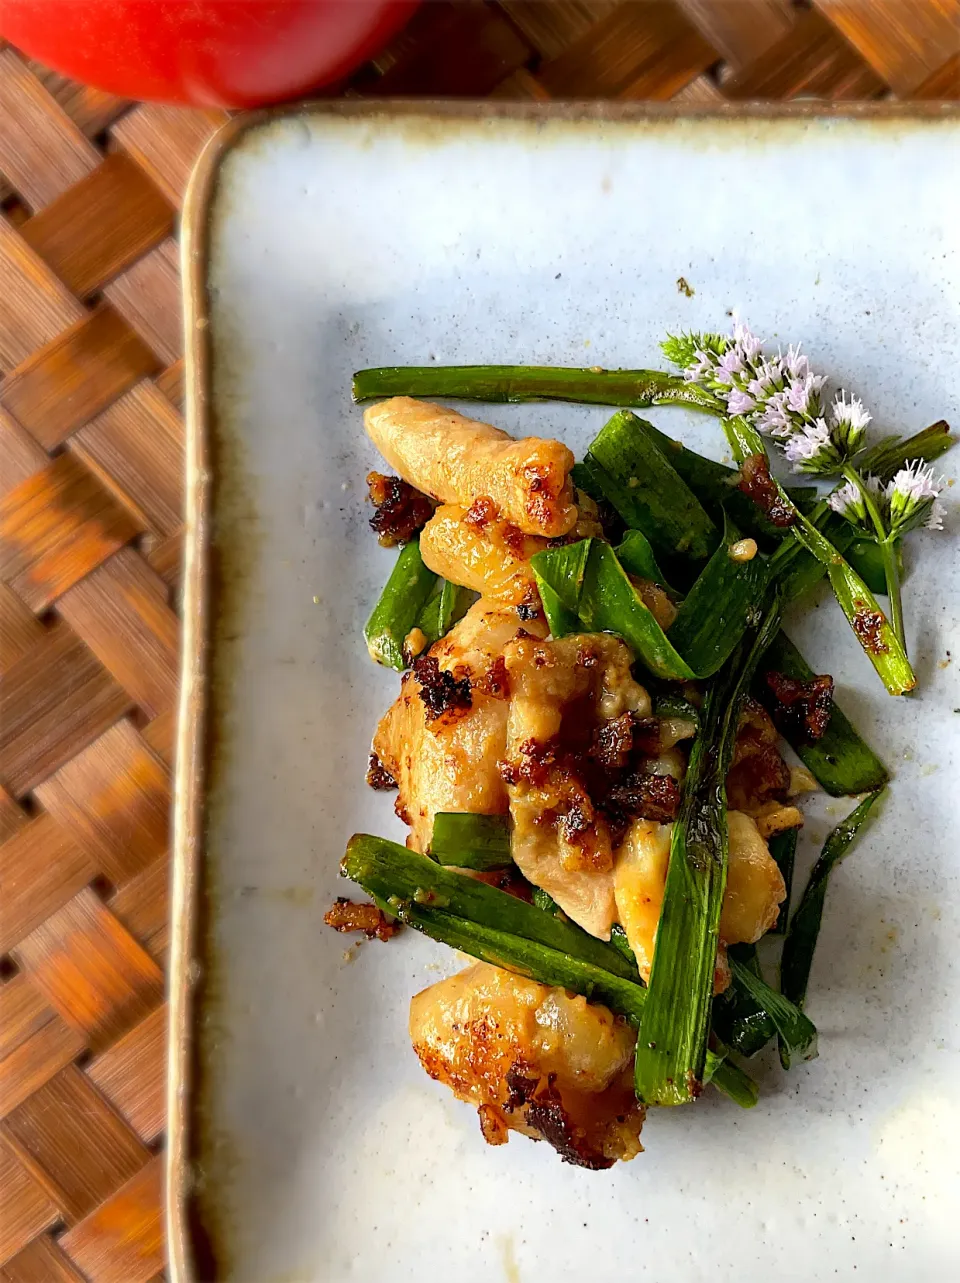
[
  {"left": 728, "top": 537, "right": 758, "bottom": 562},
  {"left": 404, "top": 627, "right": 429, "bottom": 662},
  {"left": 676, "top": 276, "right": 695, "bottom": 297}
]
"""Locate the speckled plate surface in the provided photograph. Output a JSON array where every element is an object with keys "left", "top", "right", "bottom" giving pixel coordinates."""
[{"left": 171, "top": 104, "right": 960, "bottom": 1283}]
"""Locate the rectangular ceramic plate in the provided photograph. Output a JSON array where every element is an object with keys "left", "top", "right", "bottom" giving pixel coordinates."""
[{"left": 170, "top": 103, "right": 960, "bottom": 1283}]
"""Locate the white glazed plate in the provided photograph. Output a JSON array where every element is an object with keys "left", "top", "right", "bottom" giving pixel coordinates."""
[{"left": 171, "top": 103, "right": 960, "bottom": 1283}]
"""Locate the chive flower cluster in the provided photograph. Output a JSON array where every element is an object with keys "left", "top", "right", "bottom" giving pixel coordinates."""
[
  {"left": 663, "top": 323, "right": 872, "bottom": 476},
  {"left": 662, "top": 321, "right": 946, "bottom": 538}
]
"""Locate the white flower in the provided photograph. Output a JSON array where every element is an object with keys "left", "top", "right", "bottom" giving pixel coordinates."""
[
  {"left": 828, "top": 473, "right": 883, "bottom": 529},
  {"left": 926, "top": 500, "right": 947, "bottom": 531},
  {"left": 830, "top": 391, "right": 871, "bottom": 455},
  {"left": 725, "top": 387, "right": 756, "bottom": 416},
  {"left": 886, "top": 461, "right": 946, "bottom": 534},
  {"left": 889, "top": 460, "right": 941, "bottom": 504},
  {"left": 831, "top": 391, "right": 872, "bottom": 434},
  {"left": 828, "top": 478, "right": 865, "bottom": 522}
]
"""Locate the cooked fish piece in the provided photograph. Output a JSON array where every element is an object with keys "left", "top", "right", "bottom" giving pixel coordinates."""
[
  {"left": 720, "top": 810, "right": 788, "bottom": 944},
  {"left": 373, "top": 599, "right": 546, "bottom": 852},
  {"left": 501, "top": 632, "right": 652, "bottom": 939},
  {"left": 611, "top": 820, "right": 672, "bottom": 982},
  {"left": 419, "top": 502, "right": 547, "bottom": 605},
  {"left": 410, "top": 962, "right": 643, "bottom": 1168},
  {"left": 419, "top": 490, "right": 605, "bottom": 608},
  {"left": 364, "top": 396, "right": 577, "bottom": 537},
  {"left": 613, "top": 811, "right": 786, "bottom": 988},
  {"left": 632, "top": 577, "right": 678, "bottom": 631}
]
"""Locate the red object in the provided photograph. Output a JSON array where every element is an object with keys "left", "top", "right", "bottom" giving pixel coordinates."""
[{"left": 1, "top": 0, "right": 417, "bottom": 107}]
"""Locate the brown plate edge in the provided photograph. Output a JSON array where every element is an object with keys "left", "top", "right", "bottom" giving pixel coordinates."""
[{"left": 167, "top": 95, "right": 960, "bottom": 1283}]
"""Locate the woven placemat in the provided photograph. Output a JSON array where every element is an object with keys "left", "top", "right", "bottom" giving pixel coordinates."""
[{"left": 0, "top": 4, "right": 957, "bottom": 1280}]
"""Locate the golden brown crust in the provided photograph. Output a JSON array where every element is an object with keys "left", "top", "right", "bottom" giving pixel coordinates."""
[
  {"left": 419, "top": 503, "right": 547, "bottom": 603},
  {"left": 373, "top": 600, "right": 548, "bottom": 852},
  {"left": 323, "top": 898, "right": 399, "bottom": 941},
  {"left": 409, "top": 963, "right": 644, "bottom": 1167}
]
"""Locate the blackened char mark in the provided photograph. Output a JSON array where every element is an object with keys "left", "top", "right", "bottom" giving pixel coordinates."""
[
  {"left": 525, "top": 1075, "right": 615, "bottom": 1170},
  {"left": 738, "top": 453, "right": 796, "bottom": 527},
  {"left": 504, "top": 1064, "right": 540, "bottom": 1113},
  {"left": 366, "top": 751, "right": 397, "bottom": 791},
  {"left": 412, "top": 653, "right": 472, "bottom": 722},
  {"left": 764, "top": 670, "right": 835, "bottom": 742},
  {"left": 590, "top": 713, "right": 661, "bottom": 772},
  {"left": 603, "top": 771, "right": 681, "bottom": 844},
  {"left": 366, "top": 471, "right": 435, "bottom": 545}
]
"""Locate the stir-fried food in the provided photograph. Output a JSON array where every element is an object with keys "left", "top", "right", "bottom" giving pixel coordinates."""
[
  {"left": 410, "top": 963, "right": 643, "bottom": 1168},
  {"left": 334, "top": 317, "right": 941, "bottom": 1162},
  {"left": 373, "top": 599, "right": 547, "bottom": 852},
  {"left": 364, "top": 396, "right": 577, "bottom": 537}
]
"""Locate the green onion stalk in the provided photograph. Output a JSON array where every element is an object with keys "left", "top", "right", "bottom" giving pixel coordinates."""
[{"left": 633, "top": 596, "right": 783, "bottom": 1106}]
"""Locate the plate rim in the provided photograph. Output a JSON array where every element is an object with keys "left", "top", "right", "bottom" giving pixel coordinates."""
[{"left": 168, "top": 96, "right": 960, "bottom": 1282}]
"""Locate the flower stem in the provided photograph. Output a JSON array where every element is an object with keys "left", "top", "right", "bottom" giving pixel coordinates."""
[
  {"left": 840, "top": 464, "right": 907, "bottom": 654},
  {"left": 879, "top": 536, "right": 907, "bottom": 654},
  {"left": 842, "top": 464, "right": 887, "bottom": 543}
]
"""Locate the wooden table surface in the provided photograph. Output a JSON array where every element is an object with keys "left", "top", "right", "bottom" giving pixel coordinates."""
[{"left": 0, "top": 4, "right": 958, "bottom": 1280}]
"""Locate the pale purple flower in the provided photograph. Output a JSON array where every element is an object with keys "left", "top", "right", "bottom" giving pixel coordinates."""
[
  {"left": 786, "top": 371, "right": 825, "bottom": 417},
  {"left": 725, "top": 387, "right": 756, "bottom": 416},
  {"left": 685, "top": 349, "right": 716, "bottom": 382},
  {"left": 665, "top": 317, "right": 873, "bottom": 477},
  {"left": 755, "top": 390, "right": 793, "bottom": 437},
  {"left": 782, "top": 344, "right": 810, "bottom": 381},
  {"left": 747, "top": 357, "right": 783, "bottom": 399},
  {"left": 716, "top": 348, "right": 746, "bottom": 383},
  {"left": 733, "top": 320, "right": 762, "bottom": 362},
  {"left": 786, "top": 425, "right": 822, "bottom": 462},
  {"left": 784, "top": 416, "right": 846, "bottom": 474}
]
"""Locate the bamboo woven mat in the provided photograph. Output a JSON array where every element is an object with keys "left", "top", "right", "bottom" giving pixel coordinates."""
[{"left": 0, "top": 3, "right": 957, "bottom": 1280}]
